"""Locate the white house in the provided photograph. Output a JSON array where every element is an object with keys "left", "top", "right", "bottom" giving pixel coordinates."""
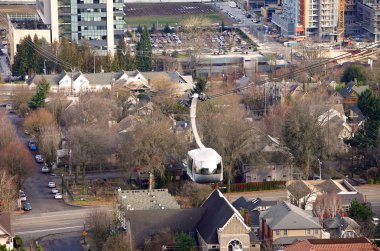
[{"left": 0, "top": 214, "right": 13, "bottom": 250}]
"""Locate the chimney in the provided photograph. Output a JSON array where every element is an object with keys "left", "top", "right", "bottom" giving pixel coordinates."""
[{"left": 244, "top": 209, "right": 249, "bottom": 225}]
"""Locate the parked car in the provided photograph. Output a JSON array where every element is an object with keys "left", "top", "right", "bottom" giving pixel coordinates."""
[
  {"left": 51, "top": 188, "right": 59, "bottom": 194},
  {"left": 54, "top": 193, "right": 63, "bottom": 199},
  {"left": 35, "top": 154, "right": 44, "bottom": 163},
  {"left": 28, "top": 141, "right": 38, "bottom": 151},
  {"left": 48, "top": 181, "right": 56, "bottom": 188},
  {"left": 41, "top": 165, "right": 50, "bottom": 173},
  {"left": 19, "top": 191, "right": 27, "bottom": 201},
  {"left": 22, "top": 201, "right": 32, "bottom": 211}
]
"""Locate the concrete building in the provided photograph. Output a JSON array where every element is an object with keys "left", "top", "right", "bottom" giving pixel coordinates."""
[
  {"left": 357, "top": 0, "right": 380, "bottom": 41},
  {"left": 36, "top": 0, "right": 124, "bottom": 55},
  {"left": 7, "top": 14, "right": 51, "bottom": 64},
  {"left": 272, "top": 0, "right": 340, "bottom": 41}
]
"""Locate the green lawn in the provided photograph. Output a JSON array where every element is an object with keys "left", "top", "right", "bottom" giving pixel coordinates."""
[{"left": 125, "top": 13, "right": 227, "bottom": 28}]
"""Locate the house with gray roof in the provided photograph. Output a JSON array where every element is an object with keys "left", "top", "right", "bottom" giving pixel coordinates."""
[
  {"left": 197, "top": 189, "right": 259, "bottom": 251},
  {"left": 338, "top": 81, "right": 369, "bottom": 107},
  {"left": 286, "top": 180, "right": 316, "bottom": 211},
  {"left": 232, "top": 197, "right": 278, "bottom": 235},
  {"left": 323, "top": 213, "right": 361, "bottom": 238},
  {"left": 118, "top": 189, "right": 260, "bottom": 250},
  {"left": 260, "top": 201, "right": 322, "bottom": 249}
]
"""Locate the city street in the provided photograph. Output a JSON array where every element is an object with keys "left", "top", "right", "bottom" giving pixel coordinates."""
[
  {"left": 0, "top": 55, "right": 11, "bottom": 81},
  {"left": 7, "top": 112, "right": 74, "bottom": 214}
]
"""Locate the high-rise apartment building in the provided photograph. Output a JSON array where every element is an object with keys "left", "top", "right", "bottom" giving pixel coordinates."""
[
  {"left": 357, "top": 0, "right": 380, "bottom": 41},
  {"left": 36, "top": 0, "right": 124, "bottom": 55},
  {"left": 272, "top": 0, "right": 341, "bottom": 41}
]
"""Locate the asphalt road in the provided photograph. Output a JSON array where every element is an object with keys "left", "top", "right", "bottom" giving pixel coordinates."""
[
  {"left": 12, "top": 207, "right": 108, "bottom": 246},
  {"left": 38, "top": 231, "right": 83, "bottom": 251},
  {"left": 7, "top": 112, "right": 74, "bottom": 214},
  {"left": 0, "top": 55, "right": 10, "bottom": 81}
]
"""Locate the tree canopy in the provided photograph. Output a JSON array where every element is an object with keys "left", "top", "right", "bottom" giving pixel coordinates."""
[
  {"left": 136, "top": 26, "right": 153, "bottom": 71},
  {"left": 29, "top": 78, "right": 50, "bottom": 109},
  {"left": 341, "top": 64, "right": 367, "bottom": 83}
]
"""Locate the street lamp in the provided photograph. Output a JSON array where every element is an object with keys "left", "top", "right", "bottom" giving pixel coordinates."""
[{"left": 61, "top": 174, "right": 64, "bottom": 195}]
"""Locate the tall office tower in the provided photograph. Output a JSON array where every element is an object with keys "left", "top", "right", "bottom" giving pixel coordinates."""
[{"left": 36, "top": 0, "right": 124, "bottom": 55}]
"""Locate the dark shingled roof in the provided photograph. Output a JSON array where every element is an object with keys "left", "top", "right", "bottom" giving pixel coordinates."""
[
  {"left": 337, "top": 193, "right": 365, "bottom": 205},
  {"left": 287, "top": 180, "right": 312, "bottom": 199},
  {"left": 0, "top": 213, "right": 12, "bottom": 236},
  {"left": 197, "top": 190, "right": 243, "bottom": 244},
  {"left": 125, "top": 208, "right": 205, "bottom": 246}
]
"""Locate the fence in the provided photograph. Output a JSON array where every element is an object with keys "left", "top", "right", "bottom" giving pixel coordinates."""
[{"left": 227, "top": 181, "right": 286, "bottom": 192}]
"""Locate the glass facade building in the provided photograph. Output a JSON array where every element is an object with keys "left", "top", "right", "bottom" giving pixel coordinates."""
[{"left": 37, "top": 0, "right": 124, "bottom": 55}]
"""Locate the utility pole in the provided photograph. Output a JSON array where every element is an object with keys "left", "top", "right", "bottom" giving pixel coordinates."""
[{"left": 93, "top": 53, "right": 96, "bottom": 74}]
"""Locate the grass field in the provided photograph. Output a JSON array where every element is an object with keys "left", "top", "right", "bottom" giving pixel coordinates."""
[{"left": 125, "top": 13, "right": 226, "bottom": 27}]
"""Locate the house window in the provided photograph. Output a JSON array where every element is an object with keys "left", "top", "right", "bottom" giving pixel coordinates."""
[
  {"left": 276, "top": 230, "right": 280, "bottom": 235},
  {"left": 314, "top": 229, "right": 319, "bottom": 234},
  {"left": 283, "top": 230, "right": 288, "bottom": 236},
  {"left": 306, "top": 229, "right": 311, "bottom": 235}
]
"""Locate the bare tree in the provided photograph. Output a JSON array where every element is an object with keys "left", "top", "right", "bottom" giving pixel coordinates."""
[
  {"left": 87, "top": 209, "right": 116, "bottom": 250},
  {"left": 197, "top": 95, "right": 257, "bottom": 191},
  {"left": 0, "top": 170, "right": 17, "bottom": 212},
  {"left": 313, "top": 192, "right": 342, "bottom": 219},
  {"left": 39, "top": 125, "right": 60, "bottom": 166},
  {"left": 180, "top": 181, "right": 213, "bottom": 208},
  {"left": 143, "top": 228, "right": 176, "bottom": 251},
  {"left": 22, "top": 108, "right": 56, "bottom": 138},
  {"left": 68, "top": 125, "right": 114, "bottom": 183},
  {"left": 45, "top": 94, "right": 71, "bottom": 124},
  {"left": 119, "top": 112, "right": 186, "bottom": 180},
  {"left": 102, "top": 234, "right": 133, "bottom": 251},
  {"left": 61, "top": 94, "right": 118, "bottom": 128},
  {"left": 0, "top": 111, "right": 17, "bottom": 151},
  {"left": 0, "top": 142, "right": 34, "bottom": 188},
  {"left": 11, "top": 87, "right": 33, "bottom": 117}
]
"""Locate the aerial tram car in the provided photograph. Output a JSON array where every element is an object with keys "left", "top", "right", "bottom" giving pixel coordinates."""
[{"left": 186, "top": 94, "right": 223, "bottom": 184}]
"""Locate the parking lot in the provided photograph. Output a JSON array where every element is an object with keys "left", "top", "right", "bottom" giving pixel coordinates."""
[
  {"left": 129, "top": 28, "right": 255, "bottom": 55},
  {"left": 213, "top": 2, "right": 259, "bottom": 26}
]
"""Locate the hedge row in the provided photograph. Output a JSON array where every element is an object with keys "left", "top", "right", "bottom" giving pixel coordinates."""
[{"left": 227, "top": 181, "right": 286, "bottom": 192}]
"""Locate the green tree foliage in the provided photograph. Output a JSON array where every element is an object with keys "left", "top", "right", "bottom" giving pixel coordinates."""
[
  {"left": 341, "top": 64, "right": 367, "bottom": 83},
  {"left": 282, "top": 103, "right": 322, "bottom": 177},
  {"left": 13, "top": 35, "right": 51, "bottom": 76},
  {"left": 29, "top": 78, "right": 50, "bottom": 109},
  {"left": 177, "top": 233, "right": 195, "bottom": 251},
  {"left": 35, "top": 245, "right": 43, "bottom": 251},
  {"left": 349, "top": 199, "right": 373, "bottom": 222},
  {"left": 163, "top": 23, "right": 171, "bottom": 33},
  {"left": 136, "top": 24, "right": 143, "bottom": 34},
  {"left": 136, "top": 26, "right": 153, "bottom": 71},
  {"left": 191, "top": 77, "right": 207, "bottom": 94},
  {"left": 151, "top": 23, "right": 157, "bottom": 33},
  {"left": 352, "top": 89, "right": 380, "bottom": 146}
]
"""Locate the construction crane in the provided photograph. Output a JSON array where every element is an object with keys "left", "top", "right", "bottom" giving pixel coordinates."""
[{"left": 338, "top": 0, "right": 346, "bottom": 42}]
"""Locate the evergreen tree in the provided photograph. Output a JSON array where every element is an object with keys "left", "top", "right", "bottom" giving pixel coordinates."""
[
  {"left": 151, "top": 23, "right": 157, "bottom": 33},
  {"left": 341, "top": 64, "right": 367, "bottom": 83},
  {"left": 125, "top": 45, "right": 136, "bottom": 71},
  {"left": 116, "top": 37, "right": 127, "bottom": 70},
  {"left": 163, "top": 23, "right": 171, "bottom": 33},
  {"left": 29, "top": 78, "right": 50, "bottom": 109},
  {"left": 136, "top": 26, "right": 152, "bottom": 71},
  {"left": 136, "top": 24, "right": 143, "bottom": 34},
  {"left": 59, "top": 37, "right": 72, "bottom": 72},
  {"left": 31, "top": 34, "right": 44, "bottom": 74}
]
